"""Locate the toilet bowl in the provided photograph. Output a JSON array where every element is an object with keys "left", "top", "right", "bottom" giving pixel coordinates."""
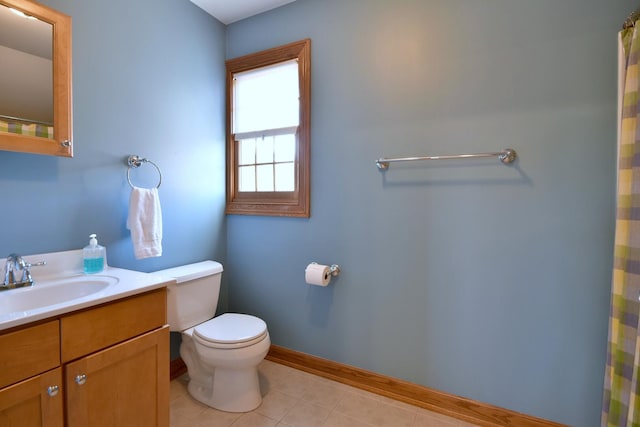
[{"left": 153, "top": 261, "right": 270, "bottom": 412}]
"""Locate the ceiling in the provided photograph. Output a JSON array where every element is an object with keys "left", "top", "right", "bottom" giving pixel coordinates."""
[{"left": 189, "top": 0, "right": 297, "bottom": 25}]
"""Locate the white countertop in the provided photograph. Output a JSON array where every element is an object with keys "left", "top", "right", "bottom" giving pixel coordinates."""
[{"left": 0, "top": 250, "right": 174, "bottom": 331}]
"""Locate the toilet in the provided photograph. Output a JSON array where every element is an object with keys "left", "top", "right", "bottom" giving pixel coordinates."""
[{"left": 153, "top": 261, "right": 270, "bottom": 412}]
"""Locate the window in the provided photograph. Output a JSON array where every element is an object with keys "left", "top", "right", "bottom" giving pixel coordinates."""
[{"left": 225, "top": 39, "right": 311, "bottom": 217}]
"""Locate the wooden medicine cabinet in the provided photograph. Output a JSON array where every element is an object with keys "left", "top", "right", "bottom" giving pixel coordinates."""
[{"left": 0, "top": 0, "right": 72, "bottom": 157}]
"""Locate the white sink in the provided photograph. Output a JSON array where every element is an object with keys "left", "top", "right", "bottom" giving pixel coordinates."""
[{"left": 0, "top": 275, "right": 119, "bottom": 316}]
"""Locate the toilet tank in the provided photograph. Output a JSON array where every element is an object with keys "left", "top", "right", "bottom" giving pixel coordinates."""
[{"left": 152, "top": 261, "right": 223, "bottom": 332}]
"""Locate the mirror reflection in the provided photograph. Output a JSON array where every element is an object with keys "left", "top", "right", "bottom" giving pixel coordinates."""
[{"left": 0, "top": 3, "right": 53, "bottom": 139}]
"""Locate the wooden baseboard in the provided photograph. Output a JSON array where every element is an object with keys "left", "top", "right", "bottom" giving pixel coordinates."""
[
  {"left": 266, "top": 345, "right": 567, "bottom": 427},
  {"left": 170, "top": 357, "right": 187, "bottom": 380},
  {"left": 170, "top": 345, "right": 566, "bottom": 427}
]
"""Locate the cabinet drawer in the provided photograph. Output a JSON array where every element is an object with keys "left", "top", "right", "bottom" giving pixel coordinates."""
[
  {"left": 0, "top": 321, "right": 60, "bottom": 389},
  {"left": 61, "top": 289, "right": 166, "bottom": 362}
]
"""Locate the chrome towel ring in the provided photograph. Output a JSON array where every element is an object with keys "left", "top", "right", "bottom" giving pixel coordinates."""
[{"left": 127, "top": 155, "right": 162, "bottom": 189}]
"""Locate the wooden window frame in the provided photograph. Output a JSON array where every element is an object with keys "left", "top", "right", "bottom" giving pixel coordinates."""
[{"left": 225, "top": 39, "right": 311, "bottom": 217}]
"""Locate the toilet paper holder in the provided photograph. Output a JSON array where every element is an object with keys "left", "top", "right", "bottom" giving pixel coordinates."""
[
  {"left": 311, "top": 262, "right": 341, "bottom": 277},
  {"left": 329, "top": 264, "right": 341, "bottom": 277}
]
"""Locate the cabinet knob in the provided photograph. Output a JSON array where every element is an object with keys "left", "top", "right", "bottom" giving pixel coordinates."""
[
  {"left": 75, "top": 374, "right": 87, "bottom": 385},
  {"left": 47, "top": 385, "right": 59, "bottom": 397}
]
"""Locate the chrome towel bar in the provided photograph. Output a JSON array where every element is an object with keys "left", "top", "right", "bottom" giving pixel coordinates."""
[{"left": 375, "top": 148, "right": 517, "bottom": 170}]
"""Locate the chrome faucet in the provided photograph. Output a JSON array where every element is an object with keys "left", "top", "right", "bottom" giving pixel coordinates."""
[{"left": 1, "top": 254, "right": 46, "bottom": 290}]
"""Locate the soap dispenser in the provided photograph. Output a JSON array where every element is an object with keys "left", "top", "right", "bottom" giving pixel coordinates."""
[{"left": 83, "top": 233, "right": 106, "bottom": 274}]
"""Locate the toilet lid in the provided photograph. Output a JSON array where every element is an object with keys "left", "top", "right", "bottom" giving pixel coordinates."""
[{"left": 194, "top": 313, "right": 267, "bottom": 345}]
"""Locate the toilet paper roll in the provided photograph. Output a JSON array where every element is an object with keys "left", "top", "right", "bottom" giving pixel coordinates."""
[{"left": 305, "top": 263, "right": 331, "bottom": 286}]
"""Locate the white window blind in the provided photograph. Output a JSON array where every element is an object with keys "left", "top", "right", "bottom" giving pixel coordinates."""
[{"left": 233, "top": 59, "right": 299, "bottom": 136}]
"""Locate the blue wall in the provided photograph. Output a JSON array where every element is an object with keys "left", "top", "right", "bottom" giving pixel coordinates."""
[
  {"left": 225, "top": 0, "right": 628, "bottom": 425},
  {"left": 0, "top": 0, "right": 227, "bottom": 271}
]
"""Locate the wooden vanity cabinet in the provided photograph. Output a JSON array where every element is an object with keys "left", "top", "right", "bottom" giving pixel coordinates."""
[{"left": 0, "top": 288, "right": 169, "bottom": 427}]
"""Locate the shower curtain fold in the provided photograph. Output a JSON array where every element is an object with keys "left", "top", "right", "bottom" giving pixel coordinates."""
[{"left": 602, "top": 23, "right": 640, "bottom": 427}]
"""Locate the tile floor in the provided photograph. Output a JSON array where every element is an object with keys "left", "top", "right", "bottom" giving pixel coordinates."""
[{"left": 170, "top": 360, "right": 480, "bottom": 427}]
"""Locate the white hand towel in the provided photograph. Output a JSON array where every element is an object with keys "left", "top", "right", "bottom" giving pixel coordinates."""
[{"left": 127, "top": 186, "right": 162, "bottom": 259}]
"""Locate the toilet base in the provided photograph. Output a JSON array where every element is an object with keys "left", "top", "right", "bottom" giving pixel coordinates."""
[{"left": 188, "top": 366, "right": 262, "bottom": 412}]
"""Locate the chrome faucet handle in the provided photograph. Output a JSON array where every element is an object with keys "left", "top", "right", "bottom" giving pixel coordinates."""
[
  {"left": 22, "top": 260, "right": 46, "bottom": 284},
  {"left": 24, "top": 260, "right": 46, "bottom": 269}
]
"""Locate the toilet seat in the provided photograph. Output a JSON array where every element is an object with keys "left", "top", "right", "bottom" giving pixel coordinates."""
[{"left": 193, "top": 313, "right": 268, "bottom": 349}]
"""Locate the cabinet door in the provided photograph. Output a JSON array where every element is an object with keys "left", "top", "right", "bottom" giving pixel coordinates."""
[
  {"left": 65, "top": 326, "right": 169, "bottom": 427},
  {"left": 0, "top": 368, "right": 63, "bottom": 427}
]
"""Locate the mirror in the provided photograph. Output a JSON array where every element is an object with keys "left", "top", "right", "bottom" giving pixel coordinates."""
[{"left": 0, "top": 0, "right": 72, "bottom": 157}]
